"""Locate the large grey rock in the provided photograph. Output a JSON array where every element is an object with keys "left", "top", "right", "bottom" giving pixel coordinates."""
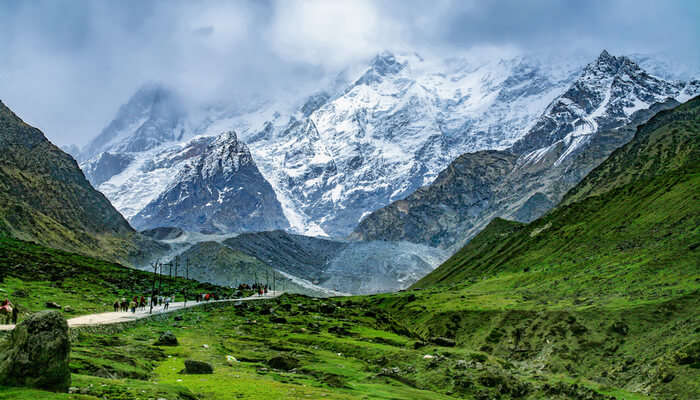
[
  {"left": 154, "top": 331, "right": 178, "bottom": 346},
  {"left": 0, "top": 311, "right": 71, "bottom": 392}
]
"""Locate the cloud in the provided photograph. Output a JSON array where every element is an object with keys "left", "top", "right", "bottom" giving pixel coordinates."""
[{"left": 0, "top": 0, "right": 697, "bottom": 147}]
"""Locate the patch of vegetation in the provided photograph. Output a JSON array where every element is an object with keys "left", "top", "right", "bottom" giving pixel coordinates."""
[{"left": 0, "top": 237, "right": 238, "bottom": 317}]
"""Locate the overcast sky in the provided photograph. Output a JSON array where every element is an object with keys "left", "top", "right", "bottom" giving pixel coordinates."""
[{"left": 1, "top": 0, "right": 698, "bottom": 147}]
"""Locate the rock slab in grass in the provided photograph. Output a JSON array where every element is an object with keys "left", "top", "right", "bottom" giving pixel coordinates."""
[
  {"left": 154, "top": 331, "right": 178, "bottom": 346},
  {"left": 268, "top": 355, "right": 300, "bottom": 371},
  {"left": 183, "top": 360, "right": 213, "bottom": 374},
  {"left": 0, "top": 310, "right": 71, "bottom": 392}
]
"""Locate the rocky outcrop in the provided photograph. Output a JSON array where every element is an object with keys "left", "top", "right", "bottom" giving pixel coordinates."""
[
  {"left": 0, "top": 311, "right": 71, "bottom": 392},
  {"left": 140, "top": 226, "right": 184, "bottom": 241}
]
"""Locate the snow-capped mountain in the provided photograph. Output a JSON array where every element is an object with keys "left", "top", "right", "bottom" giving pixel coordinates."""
[
  {"left": 353, "top": 51, "right": 699, "bottom": 250},
  {"left": 244, "top": 52, "right": 581, "bottom": 236},
  {"left": 80, "top": 50, "right": 695, "bottom": 239},
  {"left": 129, "top": 131, "right": 288, "bottom": 233},
  {"left": 80, "top": 84, "right": 186, "bottom": 162}
]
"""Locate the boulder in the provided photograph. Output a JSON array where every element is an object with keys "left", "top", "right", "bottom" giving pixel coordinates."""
[
  {"left": 182, "top": 360, "right": 213, "bottom": 374},
  {"left": 268, "top": 355, "right": 300, "bottom": 371},
  {"left": 45, "top": 302, "right": 62, "bottom": 309},
  {"left": 63, "top": 306, "right": 74, "bottom": 313},
  {"left": 270, "top": 316, "right": 287, "bottom": 324},
  {"left": 0, "top": 310, "right": 71, "bottom": 391},
  {"left": 153, "top": 331, "right": 178, "bottom": 346}
]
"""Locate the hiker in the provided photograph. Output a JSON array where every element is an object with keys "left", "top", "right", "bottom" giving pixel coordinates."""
[
  {"left": 129, "top": 300, "right": 137, "bottom": 313},
  {"left": 205, "top": 293, "right": 210, "bottom": 302},
  {"left": 258, "top": 287, "right": 263, "bottom": 297},
  {"left": 0, "top": 299, "right": 13, "bottom": 324},
  {"left": 11, "top": 304, "right": 18, "bottom": 324},
  {"left": 113, "top": 300, "right": 120, "bottom": 312},
  {"left": 164, "top": 296, "right": 170, "bottom": 310},
  {"left": 140, "top": 296, "right": 146, "bottom": 311}
]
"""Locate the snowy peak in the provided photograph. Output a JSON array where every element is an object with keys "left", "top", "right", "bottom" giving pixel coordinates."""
[
  {"left": 513, "top": 51, "right": 691, "bottom": 160},
  {"left": 352, "top": 51, "right": 407, "bottom": 86},
  {"left": 81, "top": 83, "right": 185, "bottom": 160},
  {"left": 130, "top": 130, "right": 289, "bottom": 234}
]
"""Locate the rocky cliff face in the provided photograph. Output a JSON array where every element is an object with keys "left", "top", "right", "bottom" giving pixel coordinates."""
[
  {"left": 130, "top": 131, "right": 288, "bottom": 233},
  {"left": 353, "top": 52, "right": 698, "bottom": 250}
]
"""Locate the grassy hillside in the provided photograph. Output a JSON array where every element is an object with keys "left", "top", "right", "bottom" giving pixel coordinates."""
[
  {"left": 0, "top": 237, "right": 235, "bottom": 317},
  {"left": 413, "top": 96, "right": 700, "bottom": 298},
  {"left": 0, "top": 100, "right": 165, "bottom": 265}
]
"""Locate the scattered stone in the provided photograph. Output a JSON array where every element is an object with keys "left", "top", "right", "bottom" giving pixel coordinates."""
[
  {"left": 319, "top": 304, "right": 336, "bottom": 315},
  {"left": 226, "top": 355, "right": 238, "bottom": 366},
  {"left": 45, "top": 302, "right": 62, "bottom": 309},
  {"left": 270, "top": 316, "right": 287, "bottom": 324},
  {"left": 0, "top": 310, "right": 71, "bottom": 392},
  {"left": 202, "top": 344, "right": 209, "bottom": 349},
  {"left": 11, "top": 289, "right": 27, "bottom": 298},
  {"left": 423, "top": 354, "right": 434, "bottom": 360},
  {"left": 153, "top": 331, "right": 178, "bottom": 346},
  {"left": 268, "top": 355, "right": 300, "bottom": 371},
  {"left": 328, "top": 326, "right": 352, "bottom": 336},
  {"left": 63, "top": 306, "right": 74, "bottom": 313},
  {"left": 432, "top": 337, "right": 456, "bottom": 347},
  {"left": 610, "top": 321, "right": 629, "bottom": 336},
  {"left": 182, "top": 360, "right": 213, "bottom": 374},
  {"left": 413, "top": 341, "right": 427, "bottom": 349},
  {"left": 174, "top": 315, "right": 183, "bottom": 321}
]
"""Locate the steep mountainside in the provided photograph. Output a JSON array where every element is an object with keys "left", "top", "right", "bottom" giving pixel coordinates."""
[
  {"left": 222, "top": 230, "right": 448, "bottom": 294},
  {"left": 413, "top": 95, "right": 699, "bottom": 289},
  {"left": 354, "top": 52, "right": 698, "bottom": 249},
  {"left": 81, "top": 52, "right": 581, "bottom": 236},
  {"left": 129, "top": 131, "right": 288, "bottom": 233},
  {"left": 0, "top": 100, "right": 163, "bottom": 264}
]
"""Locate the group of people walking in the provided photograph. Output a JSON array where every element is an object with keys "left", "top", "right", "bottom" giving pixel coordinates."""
[{"left": 113, "top": 295, "right": 171, "bottom": 313}]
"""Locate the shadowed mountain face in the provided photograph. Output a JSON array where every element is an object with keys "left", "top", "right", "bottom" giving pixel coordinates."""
[
  {"left": 0, "top": 100, "right": 164, "bottom": 264},
  {"left": 353, "top": 52, "right": 698, "bottom": 250}
]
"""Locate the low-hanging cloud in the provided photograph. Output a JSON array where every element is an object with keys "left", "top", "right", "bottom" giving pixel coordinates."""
[{"left": 0, "top": 0, "right": 697, "bottom": 147}]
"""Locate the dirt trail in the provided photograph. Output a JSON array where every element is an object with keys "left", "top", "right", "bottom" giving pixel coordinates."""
[{"left": 0, "top": 292, "right": 280, "bottom": 331}]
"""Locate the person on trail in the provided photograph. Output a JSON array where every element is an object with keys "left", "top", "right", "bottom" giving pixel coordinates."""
[
  {"left": 164, "top": 297, "right": 170, "bottom": 310},
  {"left": 1, "top": 299, "right": 13, "bottom": 324},
  {"left": 205, "top": 293, "right": 210, "bottom": 302},
  {"left": 140, "top": 296, "right": 146, "bottom": 311},
  {"left": 129, "top": 300, "right": 137, "bottom": 313},
  {"left": 258, "top": 287, "right": 263, "bottom": 297},
  {"left": 113, "top": 300, "right": 119, "bottom": 312}
]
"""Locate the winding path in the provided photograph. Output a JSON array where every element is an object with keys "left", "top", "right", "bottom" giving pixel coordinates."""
[{"left": 0, "top": 292, "right": 281, "bottom": 332}]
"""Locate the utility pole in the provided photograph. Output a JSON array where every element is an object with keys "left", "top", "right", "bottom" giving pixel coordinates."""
[
  {"left": 150, "top": 260, "right": 159, "bottom": 314},
  {"left": 184, "top": 258, "right": 189, "bottom": 308},
  {"left": 174, "top": 256, "right": 179, "bottom": 302}
]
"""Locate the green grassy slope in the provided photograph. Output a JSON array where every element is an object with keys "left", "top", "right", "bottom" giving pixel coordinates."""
[{"left": 0, "top": 237, "right": 235, "bottom": 317}]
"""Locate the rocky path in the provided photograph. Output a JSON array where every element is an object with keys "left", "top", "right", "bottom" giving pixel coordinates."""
[{"left": 0, "top": 292, "right": 281, "bottom": 331}]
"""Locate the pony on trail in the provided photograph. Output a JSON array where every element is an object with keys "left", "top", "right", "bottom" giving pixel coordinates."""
[{"left": 0, "top": 299, "right": 13, "bottom": 324}]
